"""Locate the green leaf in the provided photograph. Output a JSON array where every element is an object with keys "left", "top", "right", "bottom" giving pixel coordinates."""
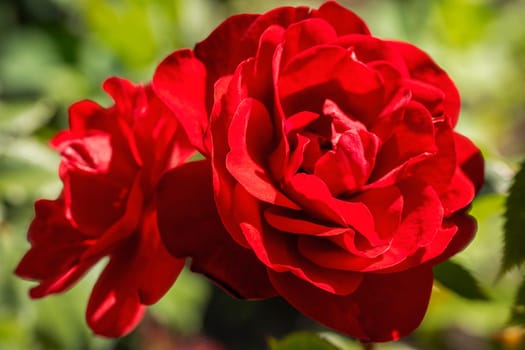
[
  {"left": 502, "top": 159, "right": 525, "bottom": 273},
  {"left": 268, "top": 332, "right": 340, "bottom": 350},
  {"left": 434, "top": 261, "right": 489, "bottom": 301},
  {"left": 510, "top": 276, "right": 525, "bottom": 325}
]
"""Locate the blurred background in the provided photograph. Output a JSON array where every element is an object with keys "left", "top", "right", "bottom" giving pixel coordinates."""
[{"left": 1, "top": 0, "right": 525, "bottom": 349}]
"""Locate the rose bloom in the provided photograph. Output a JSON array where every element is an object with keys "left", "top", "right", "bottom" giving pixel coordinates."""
[
  {"left": 15, "top": 77, "right": 194, "bottom": 337},
  {"left": 153, "top": 1, "right": 484, "bottom": 342}
]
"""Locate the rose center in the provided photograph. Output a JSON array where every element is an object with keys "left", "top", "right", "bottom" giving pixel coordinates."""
[{"left": 285, "top": 99, "right": 380, "bottom": 195}]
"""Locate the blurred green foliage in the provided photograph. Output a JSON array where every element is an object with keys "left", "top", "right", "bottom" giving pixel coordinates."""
[
  {"left": 1, "top": 0, "right": 525, "bottom": 349},
  {"left": 269, "top": 333, "right": 339, "bottom": 350}
]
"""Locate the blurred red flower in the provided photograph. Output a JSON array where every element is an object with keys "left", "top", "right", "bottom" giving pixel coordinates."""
[{"left": 15, "top": 77, "right": 195, "bottom": 337}]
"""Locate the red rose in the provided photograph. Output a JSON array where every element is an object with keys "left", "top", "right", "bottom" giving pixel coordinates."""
[
  {"left": 154, "top": 1, "right": 484, "bottom": 342},
  {"left": 15, "top": 77, "right": 194, "bottom": 337}
]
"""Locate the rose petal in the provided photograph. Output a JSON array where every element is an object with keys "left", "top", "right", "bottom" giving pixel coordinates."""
[
  {"left": 372, "top": 101, "right": 436, "bottom": 180},
  {"left": 388, "top": 179, "right": 443, "bottom": 255},
  {"left": 279, "top": 45, "right": 383, "bottom": 124},
  {"left": 286, "top": 173, "right": 375, "bottom": 234},
  {"left": 264, "top": 206, "right": 348, "bottom": 236},
  {"left": 322, "top": 98, "right": 366, "bottom": 133},
  {"left": 16, "top": 237, "right": 89, "bottom": 283},
  {"left": 440, "top": 167, "right": 476, "bottom": 215},
  {"left": 333, "top": 34, "right": 408, "bottom": 72},
  {"left": 312, "top": 1, "right": 371, "bottom": 36},
  {"left": 103, "top": 77, "right": 140, "bottom": 118},
  {"left": 404, "top": 78, "right": 446, "bottom": 118},
  {"left": 352, "top": 185, "right": 404, "bottom": 242},
  {"left": 252, "top": 25, "right": 286, "bottom": 102},
  {"left": 285, "top": 173, "right": 346, "bottom": 226},
  {"left": 64, "top": 171, "right": 131, "bottom": 237},
  {"left": 63, "top": 100, "right": 101, "bottom": 132},
  {"left": 195, "top": 5, "right": 311, "bottom": 83},
  {"left": 80, "top": 173, "right": 143, "bottom": 260},
  {"left": 232, "top": 183, "right": 363, "bottom": 295},
  {"left": 195, "top": 14, "right": 259, "bottom": 84},
  {"left": 130, "top": 209, "right": 185, "bottom": 305},
  {"left": 409, "top": 121, "right": 457, "bottom": 193},
  {"left": 298, "top": 235, "right": 382, "bottom": 271},
  {"left": 388, "top": 41, "right": 460, "bottom": 126},
  {"left": 454, "top": 132, "right": 484, "bottom": 193},
  {"left": 130, "top": 85, "right": 195, "bottom": 179},
  {"left": 237, "top": 5, "right": 310, "bottom": 61},
  {"left": 153, "top": 49, "right": 210, "bottom": 154},
  {"left": 226, "top": 98, "right": 298, "bottom": 209},
  {"left": 382, "top": 211, "right": 476, "bottom": 273},
  {"left": 27, "top": 264, "right": 94, "bottom": 299},
  {"left": 299, "top": 180, "right": 443, "bottom": 272},
  {"left": 428, "top": 212, "right": 477, "bottom": 265},
  {"left": 283, "top": 133, "right": 309, "bottom": 180},
  {"left": 268, "top": 42, "right": 289, "bottom": 171},
  {"left": 86, "top": 206, "right": 184, "bottom": 337},
  {"left": 328, "top": 230, "right": 389, "bottom": 259},
  {"left": 210, "top": 62, "right": 257, "bottom": 246},
  {"left": 51, "top": 132, "right": 112, "bottom": 174},
  {"left": 285, "top": 111, "right": 319, "bottom": 133},
  {"left": 86, "top": 249, "right": 145, "bottom": 337},
  {"left": 57, "top": 98, "right": 139, "bottom": 177},
  {"left": 268, "top": 265, "right": 434, "bottom": 342},
  {"left": 280, "top": 18, "right": 338, "bottom": 67},
  {"left": 14, "top": 199, "right": 96, "bottom": 297},
  {"left": 379, "top": 220, "right": 458, "bottom": 273},
  {"left": 156, "top": 160, "right": 276, "bottom": 299},
  {"left": 314, "top": 129, "right": 380, "bottom": 195}
]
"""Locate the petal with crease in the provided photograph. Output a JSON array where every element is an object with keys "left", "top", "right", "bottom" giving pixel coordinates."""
[
  {"left": 156, "top": 160, "right": 276, "bottom": 299},
  {"left": 153, "top": 49, "right": 209, "bottom": 154},
  {"left": 268, "top": 265, "right": 433, "bottom": 342},
  {"left": 226, "top": 98, "right": 297, "bottom": 208}
]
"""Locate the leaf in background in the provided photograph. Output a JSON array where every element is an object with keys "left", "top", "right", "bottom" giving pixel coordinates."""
[
  {"left": 433, "top": 261, "right": 489, "bottom": 301},
  {"left": 0, "top": 100, "right": 55, "bottom": 137},
  {"left": 268, "top": 332, "right": 340, "bottom": 350},
  {"left": 320, "top": 332, "right": 418, "bottom": 350},
  {"left": 393, "top": 0, "right": 435, "bottom": 42},
  {"left": 510, "top": 276, "right": 525, "bottom": 325},
  {"left": 502, "top": 159, "right": 525, "bottom": 273},
  {"left": 0, "top": 29, "right": 61, "bottom": 95},
  {"left": 81, "top": 0, "right": 180, "bottom": 69},
  {"left": 432, "top": 0, "right": 494, "bottom": 48},
  {"left": 0, "top": 138, "right": 59, "bottom": 207}
]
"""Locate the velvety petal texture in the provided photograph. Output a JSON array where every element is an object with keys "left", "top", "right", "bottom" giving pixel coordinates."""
[
  {"left": 152, "top": 0, "right": 484, "bottom": 343},
  {"left": 15, "top": 77, "right": 194, "bottom": 337},
  {"left": 156, "top": 160, "right": 277, "bottom": 299}
]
